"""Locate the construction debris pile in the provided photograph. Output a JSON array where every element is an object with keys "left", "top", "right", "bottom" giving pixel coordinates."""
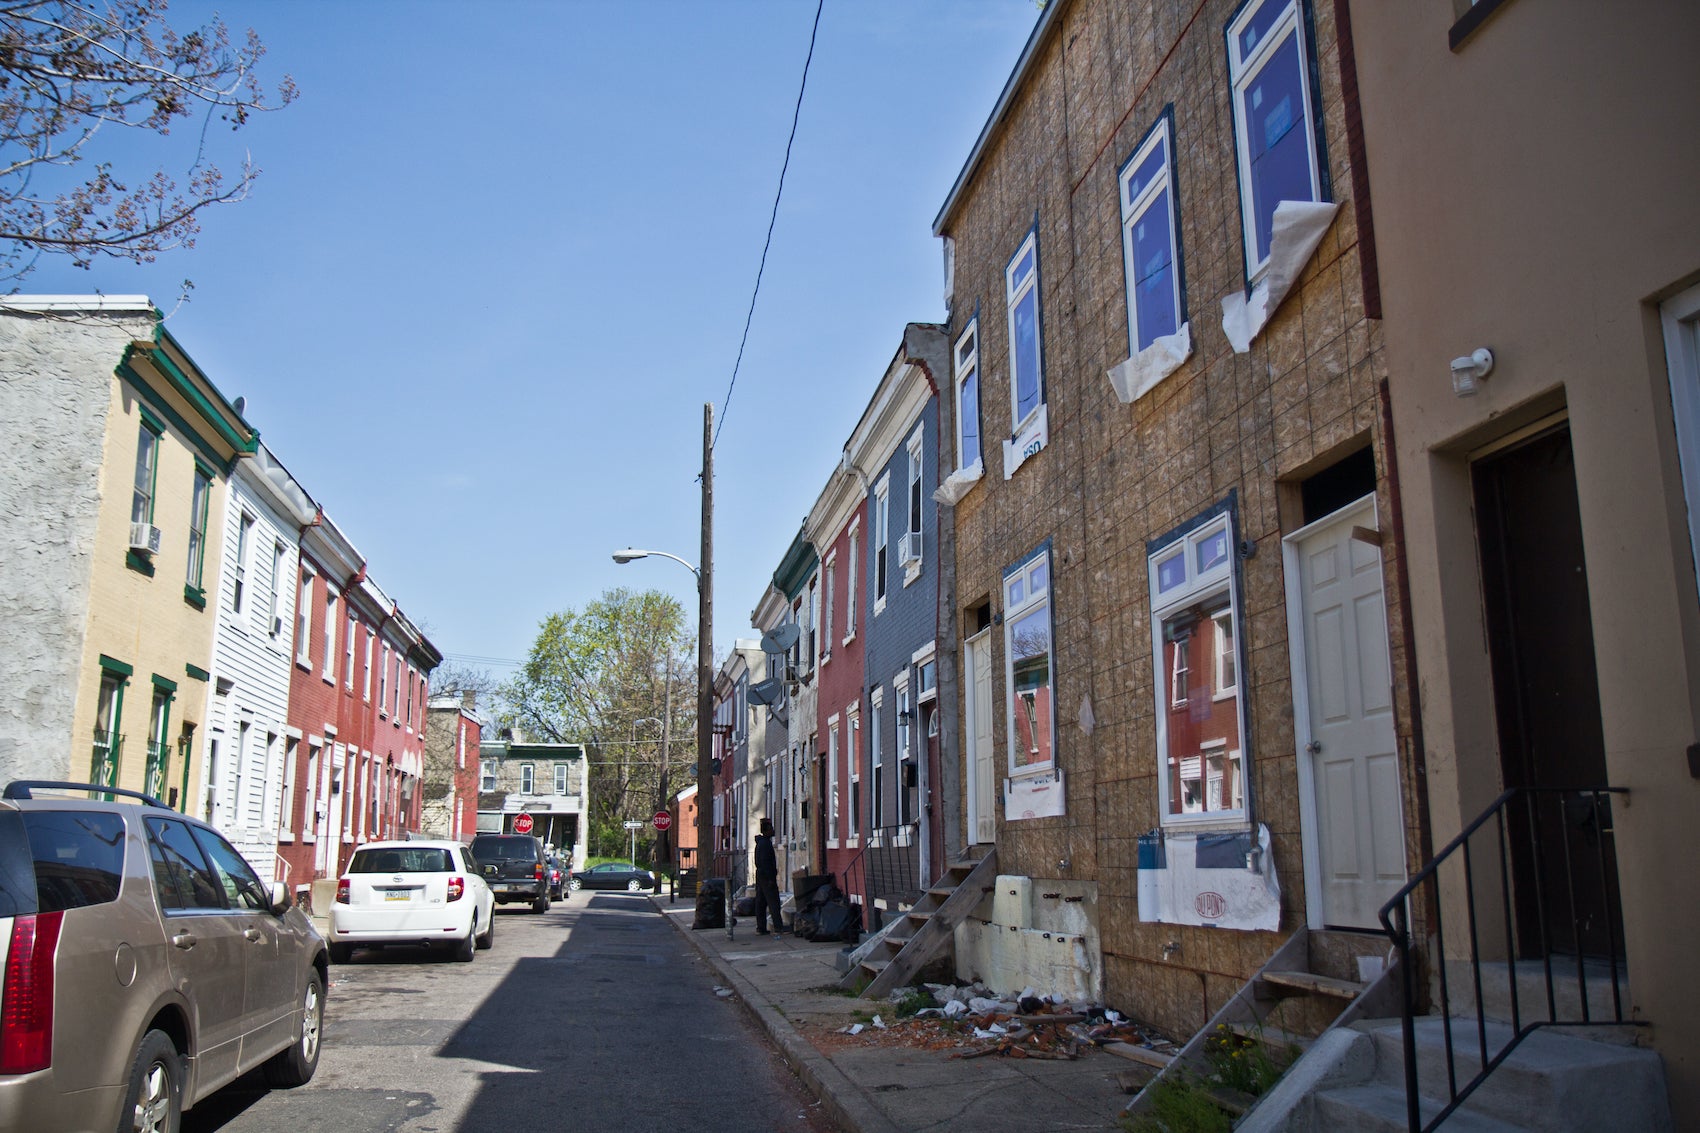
[{"left": 823, "top": 983, "right": 1180, "bottom": 1065}]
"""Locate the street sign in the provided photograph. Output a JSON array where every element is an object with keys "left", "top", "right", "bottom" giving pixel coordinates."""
[
  {"left": 622, "top": 820, "right": 644, "bottom": 830},
  {"left": 513, "top": 813, "right": 534, "bottom": 834},
  {"left": 652, "top": 811, "right": 672, "bottom": 831}
]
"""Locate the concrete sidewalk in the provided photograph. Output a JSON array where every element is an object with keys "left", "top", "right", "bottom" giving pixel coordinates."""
[{"left": 651, "top": 894, "right": 1133, "bottom": 1133}]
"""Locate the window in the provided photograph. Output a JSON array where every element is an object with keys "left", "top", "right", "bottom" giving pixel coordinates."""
[
  {"left": 1228, "top": 0, "right": 1325, "bottom": 280},
  {"left": 520, "top": 764, "right": 534, "bottom": 794},
  {"left": 322, "top": 589, "right": 337, "bottom": 680},
  {"left": 345, "top": 614, "right": 357, "bottom": 689},
  {"left": 1120, "top": 111, "right": 1184, "bottom": 352},
  {"left": 874, "top": 475, "right": 890, "bottom": 611},
  {"left": 379, "top": 643, "right": 390, "bottom": 713},
  {"left": 1006, "top": 229, "right": 1044, "bottom": 427},
  {"left": 896, "top": 682, "right": 913, "bottom": 824},
  {"left": 458, "top": 724, "right": 466, "bottom": 769},
  {"left": 1004, "top": 546, "right": 1055, "bottom": 776},
  {"left": 92, "top": 662, "right": 127, "bottom": 792},
  {"left": 190, "top": 825, "right": 271, "bottom": 910},
  {"left": 266, "top": 542, "right": 284, "bottom": 636},
  {"left": 231, "top": 513, "right": 253, "bottom": 612},
  {"left": 870, "top": 689, "right": 884, "bottom": 830},
  {"left": 304, "top": 743, "right": 320, "bottom": 842},
  {"left": 364, "top": 634, "right": 375, "bottom": 703},
  {"left": 145, "top": 817, "right": 225, "bottom": 910},
  {"left": 847, "top": 709, "right": 862, "bottom": 844},
  {"left": 481, "top": 766, "right": 496, "bottom": 792},
  {"left": 846, "top": 521, "right": 860, "bottom": 639},
  {"left": 144, "top": 681, "right": 172, "bottom": 800},
  {"left": 392, "top": 654, "right": 402, "bottom": 719},
  {"left": 131, "top": 419, "right": 160, "bottom": 527},
  {"left": 907, "top": 428, "right": 924, "bottom": 538},
  {"left": 186, "top": 467, "right": 211, "bottom": 594},
  {"left": 296, "top": 568, "right": 314, "bottom": 665},
  {"left": 406, "top": 666, "right": 416, "bottom": 727},
  {"left": 1149, "top": 509, "right": 1247, "bottom": 824},
  {"left": 823, "top": 554, "right": 836, "bottom": 659},
  {"left": 827, "top": 718, "right": 840, "bottom": 846},
  {"left": 554, "top": 763, "right": 568, "bottom": 795},
  {"left": 279, "top": 737, "right": 297, "bottom": 837},
  {"left": 1661, "top": 281, "right": 1700, "bottom": 597},
  {"left": 954, "top": 320, "right": 981, "bottom": 470}
]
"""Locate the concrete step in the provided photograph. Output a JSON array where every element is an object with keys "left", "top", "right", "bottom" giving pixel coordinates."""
[
  {"left": 1314, "top": 1083, "right": 1524, "bottom": 1133},
  {"left": 1442, "top": 959, "right": 1635, "bottom": 1041},
  {"left": 1359, "top": 1017, "right": 1670, "bottom": 1131}
]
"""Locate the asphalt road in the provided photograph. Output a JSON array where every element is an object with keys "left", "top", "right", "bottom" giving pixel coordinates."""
[{"left": 182, "top": 889, "right": 840, "bottom": 1133}]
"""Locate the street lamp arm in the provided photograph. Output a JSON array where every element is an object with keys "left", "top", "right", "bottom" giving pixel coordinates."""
[{"left": 612, "top": 548, "right": 701, "bottom": 584}]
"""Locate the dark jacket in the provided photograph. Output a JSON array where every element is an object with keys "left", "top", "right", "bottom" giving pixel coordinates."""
[{"left": 754, "top": 833, "right": 777, "bottom": 880}]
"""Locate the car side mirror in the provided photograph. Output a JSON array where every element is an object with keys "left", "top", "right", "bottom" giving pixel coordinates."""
[{"left": 269, "top": 881, "right": 291, "bottom": 912}]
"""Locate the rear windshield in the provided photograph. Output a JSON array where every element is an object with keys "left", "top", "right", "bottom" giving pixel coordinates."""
[
  {"left": 21, "top": 811, "right": 126, "bottom": 912},
  {"left": 470, "top": 836, "right": 537, "bottom": 861},
  {"left": 348, "top": 847, "right": 455, "bottom": 873}
]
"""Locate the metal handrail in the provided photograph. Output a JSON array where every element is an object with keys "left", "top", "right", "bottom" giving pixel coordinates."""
[
  {"left": 840, "top": 822, "right": 921, "bottom": 931},
  {"left": 1377, "top": 785, "right": 1639, "bottom": 1132}
]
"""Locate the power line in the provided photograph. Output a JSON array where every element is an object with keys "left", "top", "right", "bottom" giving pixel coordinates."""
[{"left": 712, "top": 0, "right": 825, "bottom": 449}]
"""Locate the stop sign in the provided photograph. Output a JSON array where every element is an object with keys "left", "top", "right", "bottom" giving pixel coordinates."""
[
  {"left": 652, "top": 811, "right": 672, "bottom": 831},
  {"left": 513, "top": 813, "right": 534, "bottom": 835}
]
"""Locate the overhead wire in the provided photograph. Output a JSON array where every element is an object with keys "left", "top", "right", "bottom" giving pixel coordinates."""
[{"left": 712, "top": 0, "right": 826, "bottom": 450}]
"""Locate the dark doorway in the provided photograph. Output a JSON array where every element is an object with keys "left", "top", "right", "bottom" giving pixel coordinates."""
[
  {"left": 1472, "top": 424, "right": 1623, "bottom": 958},
  {"left": 815, "top": 758, "right": 828, "bottom": 875}
]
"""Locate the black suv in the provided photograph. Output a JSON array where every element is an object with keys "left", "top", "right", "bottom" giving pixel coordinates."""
[
  {"left": 468, "top": 834, "right": 550, "bottom": 912},
  {"left": 0, "top": 781, "right": 327, "bottom": 1131}
]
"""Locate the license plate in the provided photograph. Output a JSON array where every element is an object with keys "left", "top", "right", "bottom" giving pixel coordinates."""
[{"left": 383, "top": 889, "right": 412, "bottom": 902}]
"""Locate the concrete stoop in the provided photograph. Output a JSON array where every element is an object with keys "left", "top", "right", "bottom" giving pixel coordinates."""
[{"left": 1240, "top": 1017, "right": 1670, "bottom": 1132}]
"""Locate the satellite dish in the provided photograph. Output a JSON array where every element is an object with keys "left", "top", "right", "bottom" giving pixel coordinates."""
[
  {"left": 748, "top": 677, "right": 785, "bottom": 707},
  {"left": 760, "top": 624, "right": 800, "bottom": 655}
]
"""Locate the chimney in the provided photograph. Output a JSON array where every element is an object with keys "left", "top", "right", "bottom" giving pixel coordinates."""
[{"left": 461, "top": 690, "right": 477, "bottom": 712}]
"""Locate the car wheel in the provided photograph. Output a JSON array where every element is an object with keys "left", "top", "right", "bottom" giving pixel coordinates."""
[
  {"left": 569, "top": 877, "right": 582, "bottom": 892},
  {"left": 476, "top": 908, "right": 495, "bottom": 950},
  {"left": 532, "top": 891, "right": 550, "bottom": 914},
  {"left": 627, "top": 878, "right": 643, "bottom": 892},
  {"left": 329, "top": 941, "right": 353, "bottom": 964},
  {"left": 453, "top": 920, "right": 476, "bottom": 963},
  {"left": 121, "top": 1029, "right": 182, "bottom": 1133},
  {"left": 263, "top": 969, "right": 324, "bottom": 1088}
]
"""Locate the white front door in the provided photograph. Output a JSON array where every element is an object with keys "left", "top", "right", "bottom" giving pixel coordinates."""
[
  {"left": 1285, "top": 496, "right": 1405, "bottom": 929},
  {"left": 965, "top": 631, "right": 996, "bottom": 845}
]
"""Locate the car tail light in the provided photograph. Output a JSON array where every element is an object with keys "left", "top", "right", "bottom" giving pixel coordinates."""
[
  {"left": 0, "top": 910, "right": 64, "bottom": 1074},
  {"left": 335, "top": 879, "right": 350, "bottom": 904},
  {"left": 447, "top": 876, "right": 465, "bottom": 902},
  {"left": 534, "top": 863, "right": 545, "bottom": 880}
]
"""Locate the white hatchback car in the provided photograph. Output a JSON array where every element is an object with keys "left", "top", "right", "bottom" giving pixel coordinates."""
[{"left": 329, "top": 840, "right": 495, "bottom": 963}]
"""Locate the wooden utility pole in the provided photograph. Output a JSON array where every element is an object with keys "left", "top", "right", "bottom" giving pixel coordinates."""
[{"left": 696, "top": 403, "right": 715, "bottom": 888}]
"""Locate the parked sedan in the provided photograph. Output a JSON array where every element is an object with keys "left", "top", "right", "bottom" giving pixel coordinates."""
[
  {"left": 329, "top": 840, "right": 495, "bottom": 963},
  {"left": 545, "top": 854, "right": 567, "bottom": 901},
  {"left": 569, "top": 862, "right": 657, "bottom": 892}
]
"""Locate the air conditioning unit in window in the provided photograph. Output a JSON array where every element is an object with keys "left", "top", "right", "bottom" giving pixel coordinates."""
[
  {"left": 128, "top": 522, "right": 162, "bottom": 556},
  {"left": 898, "top": 531, "right": 922, "bottom": 566},
  {"left": 270, "top": 615, "right": 285, "bottom": 637}
]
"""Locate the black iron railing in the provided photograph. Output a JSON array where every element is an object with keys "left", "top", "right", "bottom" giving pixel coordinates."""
[
  {"left": 840, "top": 823, "right": 921, "bottom": 931},
  {"left": 1377, "top": 786, "right": 1640, "bottom": 1133}
]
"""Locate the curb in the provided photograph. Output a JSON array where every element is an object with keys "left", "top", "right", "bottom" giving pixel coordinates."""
[{"left": 651, "top": 896, "right": 901, "bottom": 1133}]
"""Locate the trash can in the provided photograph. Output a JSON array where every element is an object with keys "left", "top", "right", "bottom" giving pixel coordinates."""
[
  {"left": 692, "top": 877, "right": 726, "bottom": 930},
  {"left": 678, "top": 867, "right": 699, "bottom": 899}
]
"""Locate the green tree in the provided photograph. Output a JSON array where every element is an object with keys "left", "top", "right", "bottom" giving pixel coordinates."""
[
  {"left": 0, "top": 1, "right": 296, "bottom": 285},
  {"left": 503, "top": 588, "right": 694, "bottom": 861}
]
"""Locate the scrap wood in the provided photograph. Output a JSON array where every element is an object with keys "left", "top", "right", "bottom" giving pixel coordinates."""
[
  {"left": 1103, "top": 1041, "right": 1174, "bottom": 1069},
  {"left": 1014, "top": 1012, "right": 1087, "bottom": 1026}
]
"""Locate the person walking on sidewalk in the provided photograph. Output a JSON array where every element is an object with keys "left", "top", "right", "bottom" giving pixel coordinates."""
[{"left": 753, "top": 817, "right": 784, "bottom": 935}]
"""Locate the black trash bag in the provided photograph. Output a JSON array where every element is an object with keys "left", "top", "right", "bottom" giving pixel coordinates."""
[
  {"left": 791, "top": 873, "right": 833, "bottom": 907},
  {"left": 809, "top": 897, "right": 861, "bottom": 943},
  {"left": 732, "top": 884, "right": 758, "bottom": 917},
  {"left": 693, "top": 878, "right": 727, "bottom": 930}
]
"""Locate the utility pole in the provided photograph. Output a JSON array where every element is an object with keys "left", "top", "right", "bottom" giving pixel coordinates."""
[{"left": 696, "top": 403, "right": 715, "bottom": 898}]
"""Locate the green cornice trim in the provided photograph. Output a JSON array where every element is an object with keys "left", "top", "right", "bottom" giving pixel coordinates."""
[
  {"left": 151, "top": 673, "right": 178, "bottom": 692},
  {"left": 99, "top": 655, "right": 134, "bottom": 677},
  {"left": 126, "top": 549, "right": 156, "bottom": 577},
  {"left": 193, "top": 456, "right": 216, "bottom": 479},
  {"left": 184, "top": 663, "right": 210, "bottom": 682},
  {"left": 183, "top": 584, "right": 206, "bottom": 610},
  {"left": 117, "top": 337, "right": 257, "bottom": 463},
  {"left": 137, "top": 403, "right": 165, "bottom": 434},
  {"left": 773, "top": 531, "right": 820, "bottom": 600}
]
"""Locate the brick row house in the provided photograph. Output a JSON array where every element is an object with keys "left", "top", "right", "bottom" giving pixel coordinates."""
[
  {"left": 697, "top": 0, "right": 1696, "bottom": 1123},
  {"left": 0, "top": 297, "right": 459, "bottom": 900}
]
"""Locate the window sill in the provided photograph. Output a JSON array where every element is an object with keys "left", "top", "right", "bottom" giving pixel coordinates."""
[
  {"left": 278, "top": 834, "right": 295, "bottom": 844},
  {"left": 296, "top": 657, "right": 312, "bottom": 671},
  {"left": 183, "top": 585, "right": 206, "bottom": 610},
  {"left": 841, "top": 631, "right": 857, "bottom": 647},
  {"left": 902, "top": 561, "right": 923, "bottom": 587},
  {"left": 321, "top": 673, "right": 335, "bottom": 686},
  {"left": 1158, "top": 813, "right": 1251, "bottom": 834},
  {"left": 126, "top": 550, "right": 156, "bottom": 577},
  {"left": 1213, "top": 690, "right": 1237, "bottom": 703},
  {"left": 873, "top": 598, "right": 887, "bottom": 617}
]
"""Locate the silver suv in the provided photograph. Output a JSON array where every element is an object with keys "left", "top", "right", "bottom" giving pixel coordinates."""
[{"left": 0, "top": 781, "right": 328, "bottom": 1133}]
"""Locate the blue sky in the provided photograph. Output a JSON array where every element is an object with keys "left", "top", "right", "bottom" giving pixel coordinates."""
[{"left": 22, "top": 0, "right": 1042, "bottom": 676}]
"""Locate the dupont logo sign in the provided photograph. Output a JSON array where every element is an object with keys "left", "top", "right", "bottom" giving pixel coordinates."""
[{"left": 1194, "top": 891, "right": 1226, "bottom": 920}]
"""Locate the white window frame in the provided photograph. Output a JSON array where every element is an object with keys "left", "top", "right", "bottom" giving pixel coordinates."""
[
  {"left": 847, "top": 705, "right": 861, "bottom": 847},
  {"left": 1005, "top": 228, "right": 1044, "bottom": 431},
  {"left": 873, "top": 474, "right": 890, "bottom": 613},
  {"left": 870, "top": 687, "right": 885, "bottom": 831},
  {"left": 895, "top": 676, "right": 913, "bottom": 825},
  {"left": 1003, "top": 545, "right": 1056, "bottom": 779},
  {"left": 826, "top": 715, "right": 840, "bottom": 848},
  {"left": 1149, "top": 509, "right": 1250, "bottom": 829},
  {"left": 845, "top": 519, "right": 860, "bottom": 640},
  {"left": 379, "top": 643, "right": 390, "bottom": 715},
  {"left": 554, "top": 763, "right": 568, "bottom": 795},
  {"left": 458, "top": 723, "right": 466, "bottom": 769},
  {"left": 232, "top": 513, "right": 254, "bottom": 614},
  {"left": 954, "top": 319, "right": 981, "bottom": 471},
  {"left": 321, "top": 589, "right": 337, "bottom": 682},
  {"left": 903, "top": 424, "right": 925, "bottom": 583},
  {"left": 1227, "top": 0, "right": 1324, "bottom": 282},
  {"left": 1213, "top": 608, "right": 1238, "bottom": 699},
  {"left": 481, "top": 766, "right": 496, "bottom": 792},
  {"left": 808, "top": 575, "right": 820, "bottom": 672},
  {"left": 344, "top": 613, "right": 357, "bottom": 690},
  {"left": 295, "top": 568, "right": 314, "bottom": 666},
  {"left": 822, "top": 553, "right": 836, "bottom": 663},
  {"left": 520, "top": 763, "right": 535, "bottom": 795},
  {"left": 266, "top": 542, "right": 285, "bottom": 638},
  {"left": 278, "top": 736, "right": 297, "bottom": 839},
  {"left": 1661, "top": 281, "right": 1700, "bottom": 596},
  {"left": 1120, "top": 112, "right": 1184, "bottom": 354},
  {"left": 364, "top": 634, "right": 375, "bottom": 703}
]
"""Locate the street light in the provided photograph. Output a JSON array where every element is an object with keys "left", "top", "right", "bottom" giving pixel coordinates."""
[{"left": 612, "top": 548, "right": 699, "bottom": 580}]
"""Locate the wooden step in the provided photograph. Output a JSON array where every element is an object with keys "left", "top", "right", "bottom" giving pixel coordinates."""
[
  {"left": 1257, "top": 970, "right": 1365, "bottom": 1000},
  {"left": 860, "top": 959, "right": 891, "bottom": 973},
  {"left": 1104, "top": 1042, "right": 1174, "bottom": 1068},
  {"left": 1227, "top": 1020, "right": 1312, "bottom": 1053}
]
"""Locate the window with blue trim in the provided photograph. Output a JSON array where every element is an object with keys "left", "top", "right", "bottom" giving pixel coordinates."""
[
  {"left": 1005, "top": 230, "right": 1044, "bottom": 428},
  {"left": 1003, "top": 545, "right": 1054, "bottom": 777},
  {"left": 1228, "top": 0, "right": 1324, "bottom": 280},
  {"left": 954, "top": 320, "right": 981, "bottom": 470},
  {"left": 1120, "top": 114, "right": 1184, "bottom": 353}
]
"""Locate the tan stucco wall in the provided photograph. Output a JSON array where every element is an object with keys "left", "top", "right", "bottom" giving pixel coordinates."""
[
  {"left": 70, "top": 371, "right": 229, "bottom": 803},
  {"left": 1350, "top": 0, "right": 1700, "bottom": 1119}
]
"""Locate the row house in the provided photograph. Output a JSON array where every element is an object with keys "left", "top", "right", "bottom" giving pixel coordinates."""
[
  {"left": 1347, "top": 0, "right": 1700, "bottom": 1120},
  {"left": 422, "top": 692, "right": 485, "bottom": 842},
  {"left": 707, "top": 641, "right": 764, "bottom": 881},
  {"left": 759, "top": 530, "right": 820, "bottom": 886},
  {"left": 475, "top": 736, "right": 588, "bottom": 870},
  {"left": 0, "top": 297, "right": 257, "bottom": 812},
  {"left": 930, "top": 0, "right": 1411, "bottom": 1035}
]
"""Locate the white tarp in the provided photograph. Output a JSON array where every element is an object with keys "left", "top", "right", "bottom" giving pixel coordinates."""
[
  {"left": 1220, "top": 201, "right": 1341, "bottom": 354},
  {"left": 1002, "top": 403, "right": 1049, "bottom": 480},
  {"left": 934, "top": 458, "right": 984, "bottom": 505},
  {"left": 1137, "top": 823, "right": 1280, "bottom": 931},
  {"left": 1106, "top": 322, "right": 1193, "bottom": 404},
  {"left": 1004, "top": 768, "right": 1066, "bottom": 820}
]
